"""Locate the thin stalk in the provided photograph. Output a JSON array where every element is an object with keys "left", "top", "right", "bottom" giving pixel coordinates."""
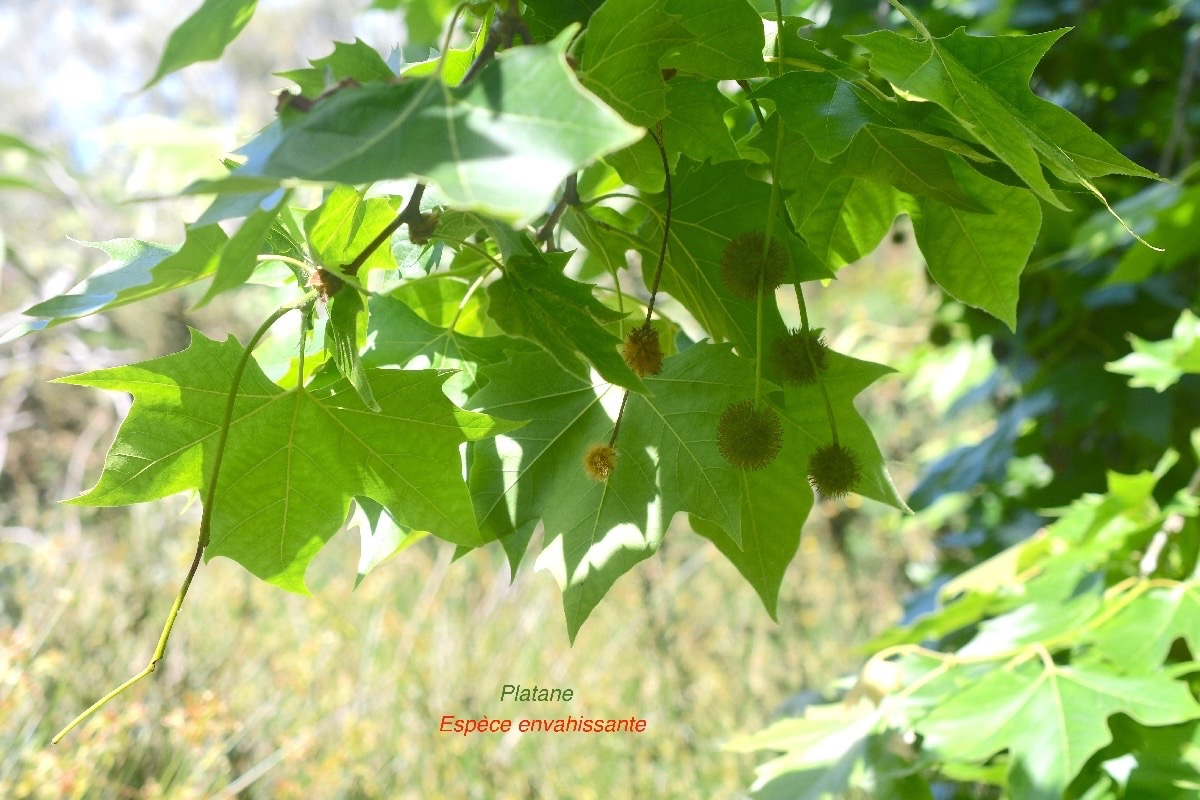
[
  {"left": 643, "top": 125, "right": 672, "bottom": 325},
  {"left": 53, "top": 292, "right": 317, "bottom": 744},
  {"left": 885, "top": 0, "right": 933, "bottom": 39},
  {"left": 754, "top": 270, "right": 765, "bottom": 407},
  {"left": 447, "top": 267, "right": 494, "bottom": 331},
  {"left": 429, "top": 233, "right": 505, "bottom": 272},
  {"left": 345, "top": 184, "right": 427, "bottom": 277},
  {"left": 256, "top": 254, "right": 312, "bottom": 276},
  {"left": 581, "top": 192, "right": 658, "bottom": 214}
]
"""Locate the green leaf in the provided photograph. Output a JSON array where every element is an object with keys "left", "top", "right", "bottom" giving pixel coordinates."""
[
  {"left": 276, "top": 39, "right": 395, "bottom": 97},
  {"left": 326, "top": 289, "right": 378, "bottom": 411},
  {"left": 523, "top": 0, "right": 603, "bottom": 40},
  {"left": 661, "top": 77, "right": 740, "bottom": 165},
  {"left": 661, "top": 0, "right": 768, "bottom": 79},
  {"left": 59, "top": 331, "right": 516, "bottom": 591},
  {"left": 692, "top": 446, "right": 812, "bottom": 620},
  {"left": 198, "top": 191, "right": 289, "bottom": 306},
  {"left": 775, "top": 352, "right": 909, "bottom": 512},
  {"left": 399, "top": 13, "right": 491, "bottom": 85},
  {"left": 907, "top": 157, "right": 1042, "bottom": 329},
  {"left": 694, "top": 351, "right": 906, "bottom": 615},
  {"left": 640, "top": 160, "right": 794, "bottom": 358},
  {"left": 848, "top": 27, "right": 1158, "bottom": 215},
  {"left": 917, "top": 662, "right": 1200, "bottom": 800},
  {"left": 562, "top": 206, "right": 650, "bottom": 282},
  {"left": 262, "top": 33, "right": 641, "bottom": 225},
  {"left": 1107, "top": 310, "right": 1200, "bottom": 392},
  {"left": 726, "top": 703, "right": 885, "bottom": 800},
  {"left": 143, "top": 0, "right": 258, "bottom": 90},
  {"left": 486, "top": 249, "right": 645, "bottom": 392},
  {"left": 22, "top": 225, "right": 228, "bottom": 327},
  {"left": 604, "top": 134, "right": 667, "bottom": 194},
  {"left": 1085, "top": 583, "right": 1200, "bottom": 673},
  {"left": 769, "top": 120, "right": 904, "bottom": 269},
  {"left": 363, "top": 294, "right": 536, "bottom": 404},
  {"left": 842, "top": 126, "right": 989, "bottom": 211},
  {"left": 351, "top": 498, "right": 428, "bottom": 588},
  {"left": 367, "top": 0, "right": 456, "bottom": 46},
  {"left": 304, "top": 186, "right": 400, "bottom": 272},
  {"left": 469, "top": 344, "right": 758, "bottom": 636},
  {"left": 755, "top": 71, "right": 891, "bottom": 161},
  {"left": 580, "top": 0, "right": 692, "bottom": 126}
]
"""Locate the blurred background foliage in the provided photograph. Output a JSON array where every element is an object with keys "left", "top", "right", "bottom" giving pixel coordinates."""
[{"left": 0, "top": 0, "right": 1197, "bottom": 797}]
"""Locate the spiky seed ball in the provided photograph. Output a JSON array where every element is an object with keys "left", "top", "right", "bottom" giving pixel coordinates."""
[
  {"left": 719, "top": 232, "right": 789, "bottom": 300},
  {"left": 583, "top": 443, "right": 618, "bottom": 481},
  {"left": 769, "top": 328, "right": 831, "bottom": 385},
  {"left": 807, "top": 443, "right": 862, "bottom": 499},
  {"left": 621, "top": 324, "right": 664, "bottom": 377},
  {"left": 717, "top": 400, "right": 783, "bottom": 471}
]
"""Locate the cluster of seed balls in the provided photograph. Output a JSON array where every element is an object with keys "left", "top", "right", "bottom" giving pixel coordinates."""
[
  {"left": 715, "top": 232, "right": 862, "bottom": 499},
  {"left": 582, "top": 231, "right": 862, "bottom": 500}
]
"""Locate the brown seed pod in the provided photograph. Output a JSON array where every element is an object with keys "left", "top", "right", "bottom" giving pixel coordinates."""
[
  {"left": 769, "top": 328, "right": 831, "bottom": 385},
  {"left": 719, "top": 231, "right": 789, "bottom": 300},
  {"left": 621, "top": 323, "right": 664, "bottom": 377},
  {"left": 807, "top": 442, "right": 862, "bottom": 499},
  {"left": 717, "top": 399, "right": 783, "bottom": 471},
  {"left": 307, "top": 268, "right": 344, "bottom": 302},
  {"left": 583, "top": 443, "right": 618, "bottom": 481}
]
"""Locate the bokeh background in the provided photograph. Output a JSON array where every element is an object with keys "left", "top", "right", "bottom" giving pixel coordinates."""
[{"left": 5, "top": 0, "right": 1190, "bottom": 797}]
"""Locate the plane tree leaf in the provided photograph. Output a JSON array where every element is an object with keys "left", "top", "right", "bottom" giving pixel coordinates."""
[
  {"left": 579, "top": 0, "right": 692, "bottom": 126},
  {"left": 848, "top": 26, "right": 1158, "bottom": 216},
  {"left": 22, "top": 225, "right": 228, "bottom": 329},
  {"left": 468, "top": 343, "right": 758, "bottom": 637},
  {"left": 276, "top": 38, "right": 395, "bottom": 97},
  {"left": 486, "top": 248, "right": 645, "bottom": 392},
  {"left": 363, "top": 293, "right": 537, "bottom": 404},
  {"left": 639, "top": 160, "right": 796, "bottom": 358},
  {"left": 143, "top": 0, "right": 259, "bottom": 89},
  {"left": 56, "top": 331, "right": 516, "bottom": 592},
  {"left": 917, "top": 662, "right": 1200, "bottom": 800},
  {"left": 260, "top": 34, "right": 642, "bottom": 225},
  {"left": 661, "top": 0, "right": 768, "bottom": 79}
]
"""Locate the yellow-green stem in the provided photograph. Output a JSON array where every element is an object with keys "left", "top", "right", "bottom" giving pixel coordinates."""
[{"left": 51, "top": 292, "right": 316, "bottom": 744}]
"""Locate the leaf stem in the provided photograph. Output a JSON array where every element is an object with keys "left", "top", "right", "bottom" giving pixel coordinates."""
[
  {"left": 345, "top": 184, "right": 428, "bottom": 277},
  {"left": 752, "top": 2, "right": 785, "bottom": 411},
  {"left": 793, "top": 283, "right": 839, "bottom": 444},
  {"left": 461, "top": 0, "right": 529, "bottom": 85},
  {"left": 885, "top": 0, "right": 933, "bottom": 39},
  {"left": 447, "top": 266, "right": 494, "bottom": 331},
  {"left": 51, "top": 291, "right": 317, "bottom": 745},
  {"left": 606, "top": 127, "right": 672, "bottom": 456},
  {"left": 581, "top": 192, "right": 658, "bottom": 215},
  {"left": 644, "top": 124, "right": 672, "bottom": 326},
  {"left": 430, "top": 233, "right": 505, "bottom": 272},
  {"left": 256, "top": 254, "right": 313, "bottom": 277},
  {"left": 535, "top": 174, "right": 579, "bottom": 247}
]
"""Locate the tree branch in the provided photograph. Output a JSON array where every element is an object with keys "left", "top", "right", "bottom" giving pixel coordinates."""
[
  {"left": 535, "top": 174, "right": 579, "bottom": 247},
  {"left": 344, "top": 183, "right": 429, "bottom": 278},
  {"left": 461, "top": 0, "right": 530, "bottom": 85}
]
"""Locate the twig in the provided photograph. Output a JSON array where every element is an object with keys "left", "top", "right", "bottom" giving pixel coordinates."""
[
  {"left": 643, "top": 125, "right": 672, "bottom": 325},
  {"left": 1140, "top": 465, "right": 1200, "bottom": 576},
  {"left": 535, "top": 174, "right": 579, "bottom": 247},
  {"left": 461, "top": 0, "right": 530, "bottom": 85},
  {"left": 344, "top": 184, "right": 428, "bottom": 278}
]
